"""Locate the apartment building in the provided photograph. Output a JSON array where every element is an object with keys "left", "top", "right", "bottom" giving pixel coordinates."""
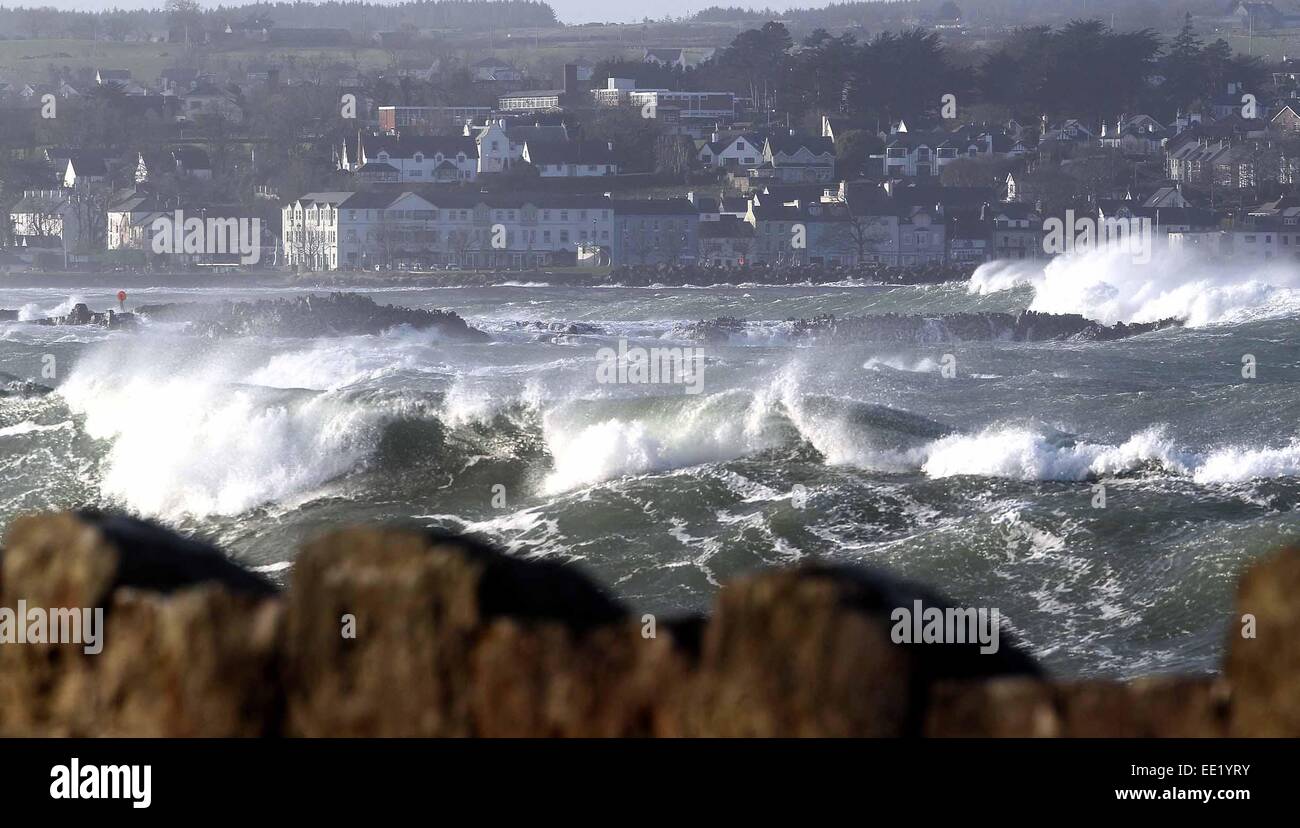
[{"left": 282, "top": 191, "right": 614, "bottom": 269}]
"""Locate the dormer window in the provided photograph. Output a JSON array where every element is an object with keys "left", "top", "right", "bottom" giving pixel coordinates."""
[{"left": 414, "top": 153, "right": 424, "bottom": 163}]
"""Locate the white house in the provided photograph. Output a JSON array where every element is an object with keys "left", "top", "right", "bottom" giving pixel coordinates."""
[
  {"left": 762, "top": 133, "right": 836, "bottom": 183},
  {"left": 342, "top": 132, "right": 478, "bottom": 182},
  {"left": 697, "top": 133, "right": 761, "bottom": 168},
  {"left": 283, "top": 191, "right": 614, "bottom": 269},
  {"left": 178, "top": 85, "right": 243, "bottom": 123},
  {"left": 9, "top": 190, "right": 81, "bottom": 253},
  {"left": 465, "top": 120, "right": 570, "bottom": 173}
]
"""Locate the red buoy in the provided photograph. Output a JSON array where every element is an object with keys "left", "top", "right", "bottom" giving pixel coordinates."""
[{"left": 117, "top": 290, "right": 127, "bottom": 311}]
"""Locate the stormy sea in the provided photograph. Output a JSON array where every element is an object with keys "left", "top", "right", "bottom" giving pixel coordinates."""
[{"left": 2, "top": 247, "right": 1298, "bottom": 678}]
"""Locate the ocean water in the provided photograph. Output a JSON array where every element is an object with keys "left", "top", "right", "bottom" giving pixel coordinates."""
[{"left": 1, "top": 248, "right": 1298, "bottom": 678}]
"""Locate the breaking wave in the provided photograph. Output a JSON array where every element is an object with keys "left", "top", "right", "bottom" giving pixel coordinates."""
[
  {"left": 969, "top": 247, "right": 1300, "bottom": 326},
  {"left": 47, "top": 328, "right": 1300, "bottom": 521}
]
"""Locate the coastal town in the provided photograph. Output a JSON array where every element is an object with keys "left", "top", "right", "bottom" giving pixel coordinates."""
[
  {"left": 2, "top": 0, "right": 1300, "bottom": 275},
  {"left": 3, "top": 1, "right": 1300, "bottom": 776}
]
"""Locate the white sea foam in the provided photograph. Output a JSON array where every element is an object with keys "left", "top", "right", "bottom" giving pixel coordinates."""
[
  {"left": 17, "top": 295, "right": 84, "bottom": 322},
  {"left": 538, "top": 388, "right": 784, "bottom": 494},
  {"left": 863, "top": 355, "right": 939, "bottom": 373},
  {"left": 920, "top": 426, "right": 1195, "bottom": 481},
  {"left": 58, "top": 337, "right": 389, "bottom": 519},
  {"left": 1193, "top": 439, "right": 1300, "bottom": 484},
  {"left": 969, "top": 246, "right": 1300, "bottom": 326},
  {"left": 0, "top": 420, "right": 73, "bottom": 438}
]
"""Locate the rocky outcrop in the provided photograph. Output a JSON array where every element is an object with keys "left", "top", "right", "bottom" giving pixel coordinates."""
[
  {"left": 680, "top": 311, "right": 1182, "bottom": 345},
  {"left": 29, "top": 302, "right": 139, "bottom": 330},
  {"left": 7, "top": 293, "right": 486, "bottom": 341},
  {"left": 137, "top": 293, "right": 489, "bottom": 340},
  {"left": 0, "top": 512, "right": 280, "bottom": 736},
  {"left": 0, "top": 372, "right": 53, "bottom": 398},
  {"left": 1225, "top": 546, "right": 1300, "bottom": 737},
  {"left": 0, "top": 511, "right": 1294, "bottom": 737}
]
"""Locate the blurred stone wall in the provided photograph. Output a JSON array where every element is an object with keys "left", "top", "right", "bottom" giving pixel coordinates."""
[{"left": 0, "top": 512, "right": 1292, "bottom": 737}]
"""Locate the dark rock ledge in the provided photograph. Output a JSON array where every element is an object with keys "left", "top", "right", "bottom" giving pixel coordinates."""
[{"left": 0, "top": 510, "right": 1289, "bottom": 737}]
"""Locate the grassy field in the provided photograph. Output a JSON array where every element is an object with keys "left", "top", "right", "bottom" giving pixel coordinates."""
[
  {"left": 0, "top": 23, "right": 739, "bottom": 86},
  {"left": 1223, "top": 30, "right": 1300, "bottom": 62},
  {"left": 0, "top": 39, "right": 411, "bottom": 84},
  {"left": 0, "top": 39, "right": 181, "bottom": 84}
]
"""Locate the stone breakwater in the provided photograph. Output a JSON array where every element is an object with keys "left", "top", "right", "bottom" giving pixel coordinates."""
[
  {"left": 0, "top": 510, "right": 1294, "bottom": 737},
  {"left": 680, "top": 312, "right": 1182, "bottom": 344},
  {"left": 139, "top": 293, "right": 490, "bottom": 340},
  {"left": 298, "top": 263, "right": 974, "bottom": 289},
  {"left": 3, "top": 293, "right": 488, "bottom": 341}
]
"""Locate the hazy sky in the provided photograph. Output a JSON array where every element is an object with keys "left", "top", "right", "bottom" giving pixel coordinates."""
[{"left": 37, "top": 0, "right": 807, "bottom": 25}]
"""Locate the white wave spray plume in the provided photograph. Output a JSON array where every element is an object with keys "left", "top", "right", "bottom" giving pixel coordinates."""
[
  {"left": 57, "top": 335, "right": 396, "bottom": 520},
  {"left": 968, "top": 245, "right": 1300, "bottom": 326}
]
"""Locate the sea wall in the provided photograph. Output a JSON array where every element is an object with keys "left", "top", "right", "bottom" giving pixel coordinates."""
[{"left": 0, "top": 511, "right": 1294, "bottom": 737}]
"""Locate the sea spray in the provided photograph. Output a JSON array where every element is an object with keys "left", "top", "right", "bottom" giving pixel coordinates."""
[{"left": 968, "top": 246, "right": 1300, "bottom": 326}]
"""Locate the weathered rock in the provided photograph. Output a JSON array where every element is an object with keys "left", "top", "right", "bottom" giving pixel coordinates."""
[
  {"left": 0, "top": 511, "right": 1293, "bottom": 737},
  {"left": 679, "top": 311, "right": 1181, "bottom": 345},
  {"left": 926, "top": 678, "right": 1061, "bottom": 737},
  {"left": 0, "top": 371, "right": 53, "bottom": 398},
  {"left": 662, "top": 568, "right": 913, "bottom": 736},
  {"left": 1227, "top": 546, "right": 1300, "bottom": 736},
  {"left": 32, "top": 302, "right": 138, "bottom": 329},
  {"left": 662, "top": 565, "right": 1039, "bottom": 737},
  {"left": 0, "top": 512, "right": 281, "bottom": 736},
  {"left": 74, "top": 509, "right": 277, "bottom": 598},
  {"left": 1058, "top": 677, "right": 1230, "bottom": 737},
  {"left": 282, "top": 527, "right": 636, "bottom": 736},
  {"left": 926, "top": 676, "right": 1229, "bottom": 737},
  {"left": 469, "top": 620, "right": 688, "bottom": 737},
  {"left": 137, "top": 292, "right": 488, "bottom": 341}
]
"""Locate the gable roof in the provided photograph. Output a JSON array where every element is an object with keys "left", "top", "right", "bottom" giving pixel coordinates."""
[
  {"left": 525, "top": 140, "right": 616, "bottom": 166},
  {"left": 765, "top": 133, "right": 835, "bottom": 157},
  {"left": 362, "top": 133, "right": 478, "bottom": 160},
  {"left": 64, "top": 151, "right": 108, "bottom": 177}
]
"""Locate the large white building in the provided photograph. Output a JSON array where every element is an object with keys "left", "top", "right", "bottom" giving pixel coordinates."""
[{"left": 282, "top": 191, "right": 614, "bottom": 270}]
